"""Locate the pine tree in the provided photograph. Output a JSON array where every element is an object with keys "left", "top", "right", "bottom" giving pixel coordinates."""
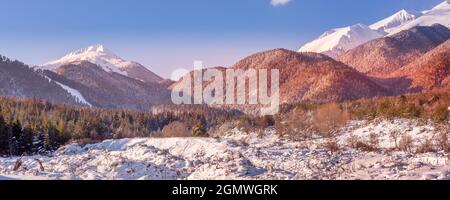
[
  {"left": 9, "top": 120, "right": 23, "bottom": 156},
  {"left": 0, "top": 116, "right": 8, "bottom": 155},
  {"left": 20, "top": 127, "right": 34, "bottom": 155},
  {"left": 32, "top": 131, "right": 46, "bottom": 155}
]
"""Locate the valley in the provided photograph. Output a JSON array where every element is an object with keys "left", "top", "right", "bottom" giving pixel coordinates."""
[{"left": 0, "top": 0, "right": 449, "bottom": 181}]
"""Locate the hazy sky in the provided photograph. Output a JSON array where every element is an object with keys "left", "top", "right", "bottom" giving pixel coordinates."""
[{"left": 0, "top": 0, "right": 444, "bottom": 78}]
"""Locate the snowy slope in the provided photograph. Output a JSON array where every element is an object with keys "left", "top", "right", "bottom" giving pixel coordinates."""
[
  {"left": 0, "top": 119, "right": 448, "bottom": 180},
  {"left": 370, "top": 9, "right": 422, "bottom": 34},
  {"left": 42, "top": 75, "right": 92, "bottom": 106},
  {"left": 298, "top": 24, "right": 383, "bottom": 58},
  {"left": 53, "top": 81, "right": 92, "bottom": 107},
  {"left": 388, "top": 1, "right": 450, "bottom": 35}
]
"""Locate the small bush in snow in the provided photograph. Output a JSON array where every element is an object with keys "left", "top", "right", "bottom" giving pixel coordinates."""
[
  {"left": 275, "top": 109, "right": 314, "bottom": 141},
  {"left": 322, "top": 138, "right": 340, "bottom": 153},
  {"left": 192, "top": 123, "right": 208, "bottom": 137},
  {"left": 389, "top": 130, "right": 402, "bottom": 149},
  {"left": 156, "top": 121, "right": 191, "bottom": 137},
  {"left": 368, "top": 133, "right": 380, "bottom": 151},
  {"left": 313, "top": 103, "right": 350, "bottom": 137},
  {"left": 430, "top": 106, "right": 449, "bottom": 122},
  {"left": 399, "top": 135, "right": 414, "bottom": 153},
  {"left": 416, "top": 139, "right": 435, "bottom": 154},
  {"left": 435, "top": 125, "right": 449, "bottom": 152},
  {"left": 346, "top": 134, "right": 359, "bottom": 149}
]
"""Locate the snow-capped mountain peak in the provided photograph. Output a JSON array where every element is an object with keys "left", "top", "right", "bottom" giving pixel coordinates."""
[
  {"left": 388, "top": 1, "right": 450, "bottom": 35},
  {"left": 70, "top": 44, "right": 114, "bottom": 56},
  {"left": 298, "top": 24, "right": 383, "bottom": 58},
  {"left": 41, "top": 44, "right": 130, "bottom": 75},
  {"left": 39, "top": 45, "right": 163, "bottom": 83},
  {"left": 370, "top": 9, "right": 422, "bottom": 34},
  {"left": 434, "top": 0, "right": 450, "bottom": 10}
]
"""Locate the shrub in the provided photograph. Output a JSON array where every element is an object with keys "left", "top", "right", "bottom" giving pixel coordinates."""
[
  {"left": 399, "top": 135, "right": 414, "bottom": 152},
  {"left": 389, "top": 130, "right": 402, "bottom": 149},
  {"left": 192, "top": 123, "right": 208, "bottom": 137},
  {"left": 322, "top": 138, "right": 340, "bottom": 153},
  {"left": 346, "top": 134, "right": 359, "bottom": 149},
  {"left": 416, "top": 139, "right": 435, "bottom": 153},
  {"left": 255, "top": 115, "right": 275, "bottom": 129},
  {"left": 435, "top": 125, "right": 449, "bottom": 152},
  {"left": 355, "top": 141, "right": 375, "bottom": 152},
  {"left": 236, "top": 116, "right": 253, "bottom": 133},
  {"left": 275, "top": 109, "right": 314, "bottom": 141},
  {"left": 369, "top": 133, "right": 380, "bottom": 151},
  {"left": 312, "top": 103, "right": 349, "bottom": 137},
  {"left": 401, "top": 103, "right": 423, "bottom": 118},
  {"left": 158, "top": 121, "right": 191, "bottom": 137},
  {"left": 430, "top": 106, "right": 449, "bottom": 122},
  {"left": 73, "top": 138, "right": 102, "bottom": 147}
]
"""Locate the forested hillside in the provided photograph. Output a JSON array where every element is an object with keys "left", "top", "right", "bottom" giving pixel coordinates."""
[{"left": 0, "top": 97, "right": 240, "bottom": 156}]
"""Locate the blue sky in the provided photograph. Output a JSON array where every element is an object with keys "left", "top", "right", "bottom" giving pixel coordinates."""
[{"left": 0, "top": 0, "right": 444, "bottom": 78}]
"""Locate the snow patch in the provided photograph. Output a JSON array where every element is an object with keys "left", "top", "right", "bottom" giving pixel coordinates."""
[
  {"left": 298, "top": 24, "right": 383, "bottom": 58},
  {"left": 370, "top": 9, "right": 422, "bottom": 34},
  {"left": 53, "top": 81, "right": 92, "bottom": 107}
]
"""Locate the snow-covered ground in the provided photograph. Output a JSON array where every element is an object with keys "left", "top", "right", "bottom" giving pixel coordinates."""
[{"left": 0, "top": 119, "right": 448, "bottom": 180}]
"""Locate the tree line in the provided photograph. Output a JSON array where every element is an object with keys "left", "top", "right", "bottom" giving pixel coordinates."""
[{"left": 0, "top": 97, "right": 241, "bottom": 156}]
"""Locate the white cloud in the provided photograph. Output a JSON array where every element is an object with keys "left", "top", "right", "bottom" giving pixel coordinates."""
[{"left": 271, "top": 0, "right": 291, "bottom": 7}]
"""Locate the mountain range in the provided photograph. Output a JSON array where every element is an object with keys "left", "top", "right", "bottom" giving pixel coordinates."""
[
  {"left": 41, "top": 61, "right": 171, "bottom": 110},
  {"left": 230, "top": 49, "right": 389, "bottom": 104},
  {"left": 389, "top": 38, "right": 450, "bottom": 93},
  {"left": 298, "top": 0, "right": 450, "bottom": 58},
  {"left": 170, "top": 24, "right": 450, "bottom": 114},
  {"left": 1, "top": 45, "right": 171, "bottom": 111},
  {"left": 338, "top": 24, "right": 450, "bottom": 77},
  {"left": 0, "top": 1, "right": 449, "bottom": 114},
  {"left": 0, "top": 56, "right": 80, "bottom": 105}
]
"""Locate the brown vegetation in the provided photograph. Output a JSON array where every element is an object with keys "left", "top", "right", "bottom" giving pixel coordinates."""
[
  {"left": 313, "top": 103, "right": 350, "bottom": 137},
  {"left": 231, "top": 49, "right": 389, "bottom": 104},
  {"left": 338, "top": 24, "right": 450, "bottom": 77},
  {"left": 154, "top": 121, "right": 191, "bottom": 137}
]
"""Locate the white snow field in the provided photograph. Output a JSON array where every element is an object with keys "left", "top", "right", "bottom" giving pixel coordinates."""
[{"left": 0, "top": 119, "right": 448, "bottom": 180}]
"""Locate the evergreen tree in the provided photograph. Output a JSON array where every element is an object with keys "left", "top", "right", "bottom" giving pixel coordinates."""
[
  {"left": 19, "top": 126, "right": 34, "bottom": 155},
  {"left": 0, "top": 116, "right": 8, "bottom": 155},
  {"left": 32, "top": 131, "right": 46, "bottom": 155},
  {"left": 0, "top": 96, "right": 241, "bottom": 155},
  {"left": 8, "top": 121, "right": 22, "bottom": 156}
]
